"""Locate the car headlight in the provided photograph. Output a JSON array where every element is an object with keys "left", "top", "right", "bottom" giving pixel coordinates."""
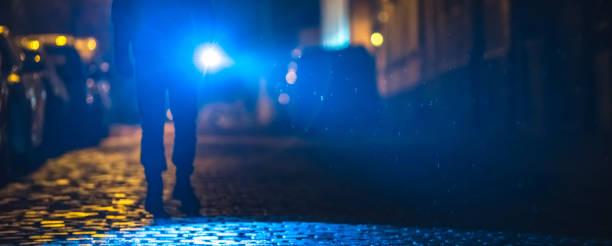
[{"left": 194, "top": 44, "right": 231, "bottom": 74}]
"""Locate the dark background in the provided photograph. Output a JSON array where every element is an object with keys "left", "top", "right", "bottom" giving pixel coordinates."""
[{"left": 2, "top": 0, "right": 612, "bottom": 239}]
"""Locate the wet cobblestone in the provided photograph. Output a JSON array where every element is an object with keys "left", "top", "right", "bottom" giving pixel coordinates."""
[
  {"left": 56, "top": 219, "right": 612, "bottom": 245},
  {"left": 0, "top": 125, "right": 610, "bottom": 245}
]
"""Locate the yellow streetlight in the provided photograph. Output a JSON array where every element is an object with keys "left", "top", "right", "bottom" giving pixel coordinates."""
[
  {"left": 28, "top": 40, "right": 40, "bottom": 51},
  {"left": 56, "top": 36, "right": 68, "bottom": 46},
  {"left": 370, "top": 32, "right": 384, "bottom": 47},
  {"left": 87, "top": 39, "right": 97, "bottom": 51},
  {"left": 7, "top": 74, "right": 20, "bottom": 83}
]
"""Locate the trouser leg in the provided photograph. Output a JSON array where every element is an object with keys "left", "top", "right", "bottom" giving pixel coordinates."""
[
  {"left": 137, "top": 80, "right": 167, "bottom": 175},
  {"left": 168, "top": 80, "right": 200, "bottom": 216},
  {"left": 168, "top": 81, "right": 197, "bottom": 178},
  {"left": 136, "top": 74, "right": 169, "bottom": 217}
]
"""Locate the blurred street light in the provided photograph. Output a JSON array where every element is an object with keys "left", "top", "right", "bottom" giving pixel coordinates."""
[
  {"left": 194, "top": 44, "right": 231, "bottom": 74},
  {"left": 27, "top": 40, "right": 40, "bottom": 51},
  {"left": 55, "top": 36, "right": 67, "bottom": 46},
  {"left": 87, "top": 39, "right": 96, "bottom": 51},
  {"left": 7, "top": 73, "right": 20, "bottom": 83},
  {"left": 370, "top": 32, "right": 384, "bottom": 47}
]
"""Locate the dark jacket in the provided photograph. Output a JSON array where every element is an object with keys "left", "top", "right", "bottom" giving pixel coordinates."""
[{"left": 111, "top": 0, "right": 214, "bottom": 76}]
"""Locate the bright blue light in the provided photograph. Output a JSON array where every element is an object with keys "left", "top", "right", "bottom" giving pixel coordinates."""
[
  {"left": 194, "top": 44, "right": 232, "bottom": 74},
  {"left": 321, "top": 0, "right": 350, "bottom": 50},
  {"left": 199, "top": 48, "right": 222, "bottom": 68}
]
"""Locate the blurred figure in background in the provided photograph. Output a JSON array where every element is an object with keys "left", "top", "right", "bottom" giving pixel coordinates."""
[{"left": 111, "top": 0, "right": 214, "bottom": 217}]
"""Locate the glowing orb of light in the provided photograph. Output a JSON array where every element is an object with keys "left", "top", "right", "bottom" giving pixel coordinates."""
[
  {"left": 56, "top": 36, "right": 67, "bottom": 46},
  {"left": 370, "top": 32, "right": 384, "bottom": 47},
  {"left": 194, "top": 44, "right": 231, "bottom": 74}
]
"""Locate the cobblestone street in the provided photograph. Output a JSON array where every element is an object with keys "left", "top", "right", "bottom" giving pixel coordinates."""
[{"left": 0, "top": 125, "right": 610, "bottom": 245}]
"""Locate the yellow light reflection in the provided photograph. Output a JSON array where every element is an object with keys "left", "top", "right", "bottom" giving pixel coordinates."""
[
  {"left": 92, "top": 206, "right": 119, "bottom": 212},
  {"left": 41, "top": 220, "right": 64, "bottom": 224},
  {"left": 29, "top": 235, "right": 53, "bottom": 239},
  {"left": 106, "top": 215, "right": 126, "bottom": 220},
  {"left": 42, "top": 223, "right": 65, "bottom": 228},
  {"left": 111, "top": 222, "right": 136, "bottom": 227},
  {"left": 56, "top": 36, "right": 67, "bottom": 46},
  {"left": 113, "top": 199, "right": 135, "bottom": 205},
  {"left": 56, "top": 211, "right": 97, "bottom": 219},
  {"left": 0, "top": 138, "right": 158, "bottom": 243},
  {"left": 113, "top": 193, "right": 126, "bottom": 198},
  {"left": 370, "top": 32, "right": 384, "bottom": 47}
]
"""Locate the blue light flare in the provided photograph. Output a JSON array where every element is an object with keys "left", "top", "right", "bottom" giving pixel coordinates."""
[{"left": 194, "top": 44, "right": 232, "bottom": 74}]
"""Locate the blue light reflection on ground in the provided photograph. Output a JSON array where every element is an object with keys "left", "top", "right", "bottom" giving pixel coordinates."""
[{"left": 57, "top": 218, "right": 610, "bottom": 245}]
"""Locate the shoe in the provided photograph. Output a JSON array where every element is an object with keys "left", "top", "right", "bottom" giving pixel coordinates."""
[
  {"left": 145, "top": 173, "right": 170, "bottom": 218},
  {"left": 145, "top": 201, "right": 170, "bottom": 218},
  {"left": 145, "top": 192, "right": 170, "bottom": 218},
  {"left": 172, "top": 180, "right": 201, "bottom": 217}
]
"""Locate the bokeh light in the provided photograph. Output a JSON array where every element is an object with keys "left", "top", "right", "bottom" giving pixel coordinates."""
[
  {"left": 370, "top": 32, "right": 384, "bottom": 47},
  {"left": 278, "top": 93, "right": 290, "bottom": 105},
  {"left": 56, "top": 36, "right": 67, "bottom": 46},
  {"left": 87, "top": 39, "right": 97, "bottom": 51},
  {"left": 7, "top": 73, "right": 20, "bottom": 83},
  {"left": 285, "top": 70, "right": 297, "bottom": 85},
  {"left": 27, "top": 40, "right": 40, "bottom": 50},
  {"left": 194, "top": 44, "right": 231, "bottom": 73}
]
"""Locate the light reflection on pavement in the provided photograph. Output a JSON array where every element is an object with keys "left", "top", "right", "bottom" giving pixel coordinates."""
[
  {"left": 58, "top": 218, "right": 611, "bottom": 245},
  {"left": 0, "top": 126, "right": 152, "bottom": 244},
  {"left": 0, "top": 125, "right": 610, "bottom": 245}
]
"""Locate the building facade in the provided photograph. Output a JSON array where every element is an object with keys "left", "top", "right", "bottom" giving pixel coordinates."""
[{"left": 348, "top": 0, "right": 612, "bottom": 136}]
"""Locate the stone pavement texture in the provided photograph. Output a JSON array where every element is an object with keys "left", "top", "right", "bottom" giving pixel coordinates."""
[{"left": 0, "top": 125, "right": 610, "bottom": 245}]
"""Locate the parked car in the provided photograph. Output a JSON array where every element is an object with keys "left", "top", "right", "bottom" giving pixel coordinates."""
[
  {"left": 1, "top": 30, "right": 111, "bottom": 183},
  {"left": 0, "top": 26, "right": 18, "bottom": 172},
  {"left": 285, "top": 46, "right": 381, "bottom": 137},
  {"left": 19, "top": 34, "right": 110, "bottom": 147},
  {"left": 22, "top": 49, "right": 71, "bottom": 157},
  {"left": 1, "top": 27, "right": 49, "bottom": 177}
]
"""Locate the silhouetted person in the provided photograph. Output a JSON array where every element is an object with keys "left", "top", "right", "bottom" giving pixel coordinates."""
[{"left": 112, "top": 0, "right": 214, "bottom": 217}]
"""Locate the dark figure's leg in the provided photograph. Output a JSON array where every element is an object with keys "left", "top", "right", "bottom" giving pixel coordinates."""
[
  {"left": 136, "top": 74, "right": 169, "bottom": 218},
  {"left": 169, "top": 80, "right": 200, "bottom": 216}
]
